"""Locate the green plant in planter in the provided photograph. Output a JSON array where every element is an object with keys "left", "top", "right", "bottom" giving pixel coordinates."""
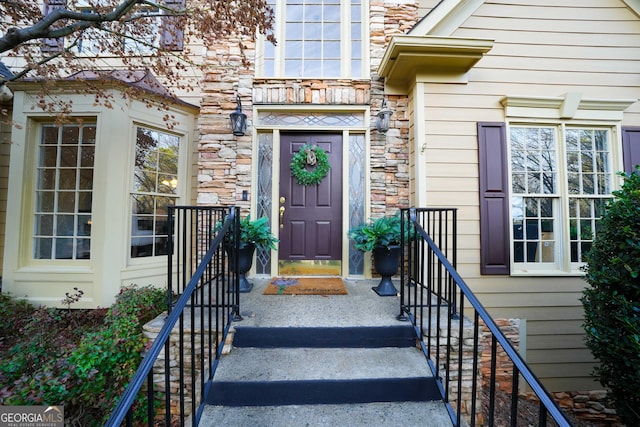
[
  {"left": 349, "top": 212, "right": 411, "bottom": 296},
  {"left": 581, "top": 167, "right": 640, "bottom": 424},
  {"left": 348, "top": 213, "right": 404, "bottom": 252},
  {"left": 238, "top": 215, "right": 279, "bottom": 250},
  {"left": 220, "top": 215, "right": 278, "bottom": 293},
  {"left": 218, "top": 215, "right": 278, "bottom": 250}
]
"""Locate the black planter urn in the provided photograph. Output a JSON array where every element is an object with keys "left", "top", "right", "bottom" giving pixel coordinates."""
[
  {"left": 372, "top": 245, "right": 401, "bottom": 296},
  {"left": 226, "top": 242, "right": 256, "bottom": 293}
]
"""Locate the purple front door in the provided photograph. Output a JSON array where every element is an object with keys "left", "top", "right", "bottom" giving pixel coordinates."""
[{"left": 278, "top": 133, "right": 343, "bottom": 271}]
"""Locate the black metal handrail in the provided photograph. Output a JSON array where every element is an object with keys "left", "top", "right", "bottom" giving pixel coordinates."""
[
  {"left": 104, "top": 206, "right": 240, "bottom": 427},
  {"left": 400, "top": 207, "right": 571, "bottom": 427}
]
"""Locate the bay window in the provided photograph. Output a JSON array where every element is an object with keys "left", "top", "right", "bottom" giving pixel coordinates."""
[
  {"left": 131, "top": 126, "right": 180, "bottom": 258},
  {"left": 34, "top": 123, "right": 95, "bottom": 260}
]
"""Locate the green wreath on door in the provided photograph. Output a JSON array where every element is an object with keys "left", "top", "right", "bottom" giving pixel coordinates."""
[{"left": 290, "top": 144, "right": 330, "bottom": 186}]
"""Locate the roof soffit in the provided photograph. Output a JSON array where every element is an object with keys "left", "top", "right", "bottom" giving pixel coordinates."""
[{"left": 378, "top": 35, "right": 493, "bottom": 94}]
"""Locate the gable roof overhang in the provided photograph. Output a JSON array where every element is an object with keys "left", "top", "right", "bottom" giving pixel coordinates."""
[
  {"left": 377, "top": 35, "right": 493, "bottom": 95},
  {"left": 410, "top": 0, "right": 640, "bottom": 36}
]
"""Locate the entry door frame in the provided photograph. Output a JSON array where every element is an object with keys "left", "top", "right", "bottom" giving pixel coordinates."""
[
  {"left": 271, "top": 130, "right": 349, "bottom": 276},
  {"left": 252, "top": 106, "right": 371, "bottom": 278},
  {"left": 278, "top": 133, "right": 343, "bottom": 267}
]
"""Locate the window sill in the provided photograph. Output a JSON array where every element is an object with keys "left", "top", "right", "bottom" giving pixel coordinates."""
[
  {"left": 17, "top": 264, "right": 93, "bottom": 274},
  {"left": 510, "top": 269, "right": 585, "bottom": 277}
]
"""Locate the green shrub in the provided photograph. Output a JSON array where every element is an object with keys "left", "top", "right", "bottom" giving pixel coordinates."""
[
  {"left": 0, "top": 285, "right": 166, "bottom": 426},
  {"left": 68, "top": 285, "right": 167, "bottom": 425},
  {"left": 581, "top": 167, "right": 640, "bottom": 424},
  {"left": 0, "top": 293, "right": 33, "bottom": 345}
]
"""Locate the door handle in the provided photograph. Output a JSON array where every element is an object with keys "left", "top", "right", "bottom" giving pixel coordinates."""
[{"left": 279, "top": 206, "right": 285, "bottom": 229}]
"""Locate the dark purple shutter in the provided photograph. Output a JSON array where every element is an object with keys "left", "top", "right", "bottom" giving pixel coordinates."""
[
  {"left": 622, "top": 127, "right": 640, "bottom": 173},
  {"left": 478, "top": 122, "right": 510, "bottom": 275},
  {"left": 160, "top": 0, "right": 185, "bottom": 51},
  {"left": 41, "top": 0, "right": 66, "bottom": 53}
]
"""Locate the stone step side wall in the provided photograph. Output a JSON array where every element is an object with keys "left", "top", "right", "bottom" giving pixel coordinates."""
[
  {"left": 427, "top": 315, "right": 622, "bottom": 425},
  {"left": 142, "top": 312, "right": 232, "bottom": 419}
]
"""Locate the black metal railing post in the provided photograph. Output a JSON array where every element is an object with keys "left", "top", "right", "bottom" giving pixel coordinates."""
[
  {"left": 104, "top": 206, "right": 241, "bottom": 427},
  {"left": 400, "top": 207, "right": 571, "bottom": 427}
]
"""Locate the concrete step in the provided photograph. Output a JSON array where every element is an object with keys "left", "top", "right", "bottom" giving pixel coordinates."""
[
  {"left": 198, "top": 280, "right": 452, "bottom": 426},
  {"left": 199, "top": 401, "right": 452, "bottom": 427},
  {"left": 207, "top": 347, "right": 439, "bottom": 406},
  {"left": 232, "top": 325, "right": 417, "bottom": 348}
]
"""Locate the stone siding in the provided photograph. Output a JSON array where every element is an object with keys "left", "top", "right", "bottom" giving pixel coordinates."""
[
  {"left": 142, "top": 311, "right": 232, "bottom": 419},
  {"left": 196, "top": 2, "right": 419, "bottom": 219}
]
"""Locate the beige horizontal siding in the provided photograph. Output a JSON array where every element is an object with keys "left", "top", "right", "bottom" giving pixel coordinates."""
[
  {"left": 412, "top": 0, "right": 640, "bottom": 392},
  {"left": 425, "top": 81, "right": 640, "bottom": 99},
  {"left": 464, "top": 14, "right": 637, "bottom": 34},
  {"left": 477, "top": 3, "right": 633, "bottom": 21},
  {"left": 528, "top": 349, "right": 596, "bottom": 365}
]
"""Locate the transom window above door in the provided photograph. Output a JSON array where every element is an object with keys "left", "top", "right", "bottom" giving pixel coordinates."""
[{"left": 260, "top": 0, "right": 365, "bottom": 78}]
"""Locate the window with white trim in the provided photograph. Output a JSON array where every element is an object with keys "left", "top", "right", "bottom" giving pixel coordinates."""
[
  {"left": 34, "top": 123, "right": 95, "bottom": 260},
  {"left": 260, "top": 0, "right": 365, "bottom": 78},
  {"left": 509, "top": 125, "right": 614, "bottom": 272},
  {"left": 131, "top": 126, "right": 179, "bottom": 258}
]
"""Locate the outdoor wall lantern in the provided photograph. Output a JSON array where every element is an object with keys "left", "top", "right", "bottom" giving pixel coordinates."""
[
  {"left": 230, "top": 95, "right": 247, "bottom": 136},
  {"left": 376, "top": 99, "right": 393, "bottom": 133}
]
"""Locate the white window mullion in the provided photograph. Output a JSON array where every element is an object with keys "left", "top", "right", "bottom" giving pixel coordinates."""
[
  {"left": 340, "top": 0, "right": 351, "bottom": 78},
  {"left": 557, "top": 123, "right": 572, "bottom": 272},
  {"left": 274, "top": 0, "right": 286, "bottom": 76}
]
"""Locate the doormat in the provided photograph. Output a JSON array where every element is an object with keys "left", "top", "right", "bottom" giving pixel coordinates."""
[{"left": 263, "top": 277, "right": 347, "bottom": 295}]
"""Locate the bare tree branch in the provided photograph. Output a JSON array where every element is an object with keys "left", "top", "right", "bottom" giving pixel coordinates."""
[
  {"left": 0, "top": 0, "right": 142, "bottom": 53},
  {"left": 0, "top": 0, "right": 275, "bottom": 121}
]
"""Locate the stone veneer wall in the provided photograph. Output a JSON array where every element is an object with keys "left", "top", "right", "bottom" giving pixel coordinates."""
[
  {"left": 196, "top": 1, "right": 419, "bottom": 219},
  {"left": 427, "top": 311, "right": 483, "bottom": 422},
  {"left": 142, "top": 312, "right": 232, "bottom": 419},
  {"left": 476, "top": 319, "right": 622, "bottom": 426},
  {"left": 428, "top": 317, "right": 622, "bottom": 425}
]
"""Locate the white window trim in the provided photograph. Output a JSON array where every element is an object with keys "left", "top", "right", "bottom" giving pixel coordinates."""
[
  {"left": 502, "top": 93, "right": 633, "bottom": 276},
  {"left": 128, "top": 122, "right": 186, "bottom": 264}
]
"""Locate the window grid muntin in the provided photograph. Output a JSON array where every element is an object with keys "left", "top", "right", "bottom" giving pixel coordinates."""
[
  {"left": 131, "top": 126, "right": 180, "bottom": 258},
  {"left": 257, "top": 111, "right": 364, "bottom": 127},
  {"left": 262, "top": 0, "right": 364, "bottom": 78},
  {"left": 565, "top": 128, "right": 612, "bottom": 263},
  {"left": 34, "top": 123, "right": 96, "bottom": 260},
  {"left": 509, "top": 125, "right": 614, "bottom": 270}
]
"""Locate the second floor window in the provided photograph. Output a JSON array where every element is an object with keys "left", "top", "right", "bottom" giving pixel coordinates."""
[{"left": 260, "top": 0, "right": 365, "bottom": 78}]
